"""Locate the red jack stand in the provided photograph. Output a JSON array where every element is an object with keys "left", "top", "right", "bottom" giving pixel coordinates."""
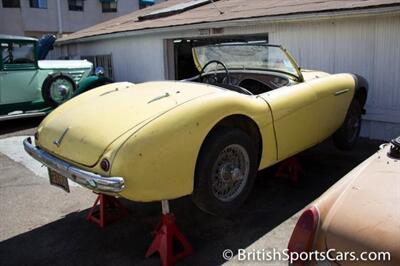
[
  {"left": 275, "top": 156, "right": 304, "bottom": 183},
  {"left": 146, "top": 200, "right": 194, "bottom": 266},
  {"left": 86, "top": 193, "right": 128, "bottom": 228}
]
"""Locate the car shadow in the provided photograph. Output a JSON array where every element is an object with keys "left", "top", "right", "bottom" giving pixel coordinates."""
[
  {"left": 0, "top": 139, "right": 382, "bottom": 266},
  {"left": 0, "top": 116, "right": 44, "bottom": 137}
]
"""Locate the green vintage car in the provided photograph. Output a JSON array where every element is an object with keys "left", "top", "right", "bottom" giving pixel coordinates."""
[{"left": 0, "top": 34, "right": 112, "bottom": 121}]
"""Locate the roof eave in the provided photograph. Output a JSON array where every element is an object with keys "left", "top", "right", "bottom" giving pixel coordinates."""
[{"left": 57, "top": 5, "right": 400, "bottom": 45}]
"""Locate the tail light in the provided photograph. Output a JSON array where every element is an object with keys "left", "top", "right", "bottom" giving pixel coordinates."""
[
  {"left": 288, "top": 206, "right": 319, "bottom": 263},
  {"left": 100, "top": 158, "right": 110, "bottom": 172}
]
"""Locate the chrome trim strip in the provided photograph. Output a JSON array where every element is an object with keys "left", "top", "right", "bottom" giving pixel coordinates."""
[
  {"left": 334, "top": 89, "right": 350, "bottom": 96},
  {"left": 0, "top": 112, "right": 46, "bottom": 122},
  {"left": 23, "top": 137, "right": 124, "bottom": 193}
]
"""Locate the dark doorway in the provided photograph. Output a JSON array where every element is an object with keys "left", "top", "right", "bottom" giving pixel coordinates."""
[{"left": 172, "top": 35, "right": 269, "bottom": 80}]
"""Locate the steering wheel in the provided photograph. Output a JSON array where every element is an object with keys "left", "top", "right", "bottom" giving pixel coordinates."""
[
  {"left": 199, "top": 60, "right": 230, "bottom": 85},
  {"left": 2, "top": 54, "right": 11, "bottom": 64}
]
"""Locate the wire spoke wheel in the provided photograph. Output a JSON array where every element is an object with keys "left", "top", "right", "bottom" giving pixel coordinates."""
[
  {"left": 211, "top": 144, "right": 250, "bottom": 202},
  {"left": 346, "top": 107, "right": 360, "bottom": 143},
  {"left": 192, "top": 128, "right": 258, "bottom": 216},
  {"left": 333, "top": 99, "right": 362, "bottom": 150}
]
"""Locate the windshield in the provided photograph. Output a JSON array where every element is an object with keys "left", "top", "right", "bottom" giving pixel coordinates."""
[{"left": 193, "top": 44, "right": 301, "bottom": 79}]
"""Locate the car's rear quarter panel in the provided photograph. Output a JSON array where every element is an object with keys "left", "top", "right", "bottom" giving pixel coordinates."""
[{"left": 111, "top": 91, "right": 276, "bottom": 202}]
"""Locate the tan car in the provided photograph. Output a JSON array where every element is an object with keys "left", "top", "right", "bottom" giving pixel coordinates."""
[{"left": 288, "top": 137, "right": 400, "bottom": 265}]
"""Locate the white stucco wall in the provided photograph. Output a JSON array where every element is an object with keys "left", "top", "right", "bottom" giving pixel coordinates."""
[
  {"left": 60, "top": 12, "right": 400, "bottom": 140},
  {"left": 69, "top": 35, "right": 166, "bottom": 83}
]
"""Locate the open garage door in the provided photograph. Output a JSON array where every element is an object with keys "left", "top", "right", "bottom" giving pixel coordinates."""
[{"left": 165, "top": 35, "right": 268, "bottom": 80}]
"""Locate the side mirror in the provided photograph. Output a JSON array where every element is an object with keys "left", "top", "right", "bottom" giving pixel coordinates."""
[{"left": 95, "top": 66, "right": 105, "bottom": 76}]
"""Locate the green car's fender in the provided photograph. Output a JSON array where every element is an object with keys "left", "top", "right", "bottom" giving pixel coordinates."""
[{"left": 73, "top": 75, "right": 113, "bottom": 96}]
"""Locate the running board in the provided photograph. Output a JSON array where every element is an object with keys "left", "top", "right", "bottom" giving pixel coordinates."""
[{"left": 0, "top": 112, "right": 47, "bottom": 122}]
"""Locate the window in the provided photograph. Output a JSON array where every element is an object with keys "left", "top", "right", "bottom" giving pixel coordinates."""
[
  {"left": 2, "top": 42, "right": 36, "bottom": 67},
  {"left": 101, "top": 1, "right": 117, "bottom": 13},
  {"left": 2, "top": 0, "right": 20, "bottom": 8},
  {"left": 68, "top": 0, "right": 84, "bottom": 11},
  {"left": 29, "top": 0, "right": 47, "bottom": 9},
  {"left": 139, "top": 0, "right": 154, "bottom": 9},
  {"left": 81, "top": 54, "right": 113, "bottom": 79}
]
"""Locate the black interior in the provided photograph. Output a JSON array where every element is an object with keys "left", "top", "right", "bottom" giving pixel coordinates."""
[
  {"left": 239, "top": 79, "right": 274, "bottom": 95},
  {"left": 195, "top": 71, "right": 290, "bottom": 95}
]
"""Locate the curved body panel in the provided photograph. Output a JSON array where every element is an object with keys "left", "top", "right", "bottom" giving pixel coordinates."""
[
  {"left": 34, "top": 72, "right": 358, "bottom": 202},
  {"left": 309, "top": 143, "right": 400, "bottom": 265},
  {"left": 26, "top": 44, "right": 365, "bottom": 204}
]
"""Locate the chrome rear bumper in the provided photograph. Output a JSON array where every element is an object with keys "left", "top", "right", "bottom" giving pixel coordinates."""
[{"left": 23, "top": 137, "right": 124, "bottom": 193}]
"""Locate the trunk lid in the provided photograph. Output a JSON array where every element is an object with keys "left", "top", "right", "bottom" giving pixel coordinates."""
[
  {"left": 37, "top": 81, "right": 218, "bottom": 166},
  {"left": 322, "top": 144, "right": 400, "bottom": 263}
]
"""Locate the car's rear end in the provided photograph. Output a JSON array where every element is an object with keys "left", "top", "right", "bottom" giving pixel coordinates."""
[{"left": 288, "top": 139, "right": 400, "bottom": 265}]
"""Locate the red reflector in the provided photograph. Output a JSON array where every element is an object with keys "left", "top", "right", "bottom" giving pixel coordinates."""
[{"left": 288, "top": 206, "right": 319, "bottom": 257}]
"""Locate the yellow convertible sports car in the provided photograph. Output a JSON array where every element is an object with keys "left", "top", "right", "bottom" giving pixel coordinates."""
[{"left": 24, "top": 43, "right": 368, "bottom": 215}]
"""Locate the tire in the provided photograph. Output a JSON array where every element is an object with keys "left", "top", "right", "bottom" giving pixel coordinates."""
[
  {"left": 333, "top": 99, "right": 362, "bottom": 150},
  {"left": 192, "top": 128, "right": 258, "bottom": 216},
  {"left": 41, "top": 73, "right": 76, "bottom": 108}
]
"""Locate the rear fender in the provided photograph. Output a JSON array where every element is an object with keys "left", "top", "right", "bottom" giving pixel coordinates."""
[{"left": 110, "top": 93, "right": 273, "bottom": 202}]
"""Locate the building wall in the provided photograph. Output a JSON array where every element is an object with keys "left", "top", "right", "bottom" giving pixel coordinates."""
[
  {"left": 0, "top": 0, "right": 166, "bottom": 37},
  {"left": 269, "top": 15, "right": 400, "bottom": 141},
  {"left": 0, "top": 4, "right": 24, "bottom": 35},
  {"left": 60, "top": 13, "right": 400, "bottom": 140},
  {"left": 62, "top": 35, "right": 166, "bottom": 82}
]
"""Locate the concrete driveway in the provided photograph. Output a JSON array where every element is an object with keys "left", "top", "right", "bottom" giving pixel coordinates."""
[{"left": 0, "top": 117, "right": 382, "bottom": 266}]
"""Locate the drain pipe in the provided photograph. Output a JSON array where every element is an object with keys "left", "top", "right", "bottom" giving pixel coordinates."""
[{"left": 56, "top": 0, "right": 63, "bottom": 36}]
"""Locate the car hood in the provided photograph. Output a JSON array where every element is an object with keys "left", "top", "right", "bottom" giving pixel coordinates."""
[
  {"left": 38, "top": 60, "right": 93, "bottom": 70},
  {"left": 37, "top": 34, "right": 57, "bottom": 60},
  {"left": 36, "top": 81, "right": 218, "bottom": 167},
  {"left": 321, "top": 144, "right": 400, "bottom": 263}
]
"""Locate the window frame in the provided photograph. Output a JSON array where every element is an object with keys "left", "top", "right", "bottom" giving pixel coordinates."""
[
  {"left": 68, "top": 0, "right": 84, "bottom": 12},
  {"left": 1, "top": 40, "right": 38, "bottom": 71},
  {"left": 101, "top": 1, "right": 117, "bottom": 13},
  {"left": 2, "top": 0, "right": 20, "bottom": 8},
  {"left": 81, "top": 54, "right": 113, "bottom": 79},
  {"left": 29, "top": 0, "right": 47, "bottom": 9}
]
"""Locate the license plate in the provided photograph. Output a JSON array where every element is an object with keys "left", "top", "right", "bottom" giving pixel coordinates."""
[{"left": 48, "top": 168, "right": 70, "bottom": 193}]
